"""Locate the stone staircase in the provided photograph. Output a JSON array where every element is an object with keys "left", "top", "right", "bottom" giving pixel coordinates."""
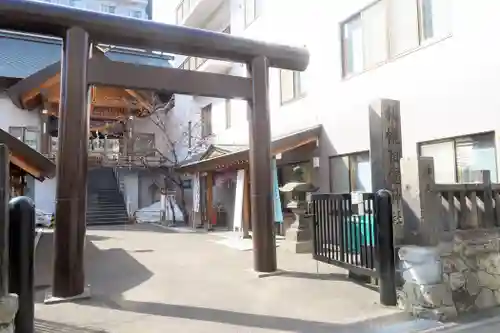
[{"left": 87, "top": 167, "right": 129, "bottom": 226}]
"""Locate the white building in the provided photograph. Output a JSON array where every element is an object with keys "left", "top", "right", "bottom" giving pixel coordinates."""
[
  {"left": 172, "top": 0, "right": 498, "bottom": 197},
  {"left": 31, "top": 0, "right": 152, "bottom": 19}
]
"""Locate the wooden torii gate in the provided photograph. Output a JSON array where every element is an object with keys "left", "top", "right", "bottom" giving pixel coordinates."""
[{"left": 0, "top": 0, "right": 309, "bottom": 299}]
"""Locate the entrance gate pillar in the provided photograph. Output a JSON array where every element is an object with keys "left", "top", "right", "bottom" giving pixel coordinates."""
[
  {"left": 249, "top": 56, "right": 277, "bottom": 272},
  {"left": 52, "top": 27, "right": 90, "bottom": 298}
]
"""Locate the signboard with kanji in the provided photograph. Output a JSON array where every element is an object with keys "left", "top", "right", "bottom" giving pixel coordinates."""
[{"left": 369, "top": 99, "right": 403, "bottom": 243}]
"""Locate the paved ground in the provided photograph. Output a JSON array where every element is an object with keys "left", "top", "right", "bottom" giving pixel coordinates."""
[{"left": 33, "top": 224, "right": 445, "bottom": 333}]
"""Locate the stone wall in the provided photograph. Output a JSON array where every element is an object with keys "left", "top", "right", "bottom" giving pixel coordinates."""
[
  {"left": 399, "top": 229, "right": 500, "bottom": 320},
  {"left": 0, "top": 294, "right": 18, "bottom": 332}
]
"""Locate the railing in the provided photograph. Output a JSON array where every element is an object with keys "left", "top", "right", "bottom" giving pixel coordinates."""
[
  {"left": 89, "top": 153, "right": 167, "bottom": 168},
  {"left": 45, "top": 151, "right": 167, "bottom": 168},
  {"left": 312, "top": 192, "right": 378, "bottom": 277},
  {"left": 432, "top": 170, "right": 500, "bottom": 231},
  {"left": 179, "top": 25, "right": 231, "bottom": 70}
]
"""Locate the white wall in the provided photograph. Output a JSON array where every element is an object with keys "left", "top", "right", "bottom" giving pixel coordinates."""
[
  {"left": 203, "top": 0, "right": 230, "bottom": 31},
  {"left": 0, "top": 93, "right": 40, "bottom": 130},
  {"left": 123, "top": 171, "right": 139, "bottom": 214},
  {"left": 30, "top": 0, "right": 149, "bottom": 19},
  {"left": 34, "top": 177, "right": 57, "bottom": 214},
  {"left": 174, "top": 0, "right": 321, "bottom": 148},
  {"left": 0, "top": 93, "right": 57, "bottom": 213},
  {"left": 172, "top": 0, "right": 500, "bottom": 192}
]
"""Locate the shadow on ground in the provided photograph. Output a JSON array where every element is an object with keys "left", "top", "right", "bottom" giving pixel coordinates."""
[
  {"left": 36, "top": 224, "right": 441, "bottom": 333},
  {"left": 77, "top": 296, "right": 437, "bottom": 333},
  {"left": 35, "top": 319, "right": 109, "bottom": 332},
  {"left": 35, "top": 229, "right": 154, "bottom": 301},
  {"left": 259, "top": 270, "right": 379, "bottom": 292}
]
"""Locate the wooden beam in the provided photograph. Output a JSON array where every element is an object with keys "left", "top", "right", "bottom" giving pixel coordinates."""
[
  {"left": 125, "top": 89, "right": 152, "bottom": 111},
  {"left": 10, "top": 155, "right": 42, "bottom": 179},
  {"left": 21, "top": 73, "right": 60, "bottom": 107},
  {"left": 88, "top": 58, "right": 253, "bottom": 100},
  {"left": 48, "top": 97, "right": 132, "bottom": 109}
]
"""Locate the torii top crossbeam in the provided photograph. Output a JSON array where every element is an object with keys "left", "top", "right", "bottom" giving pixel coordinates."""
[{"left": 0, "top": 0, "right": 309, "bottom": 71}]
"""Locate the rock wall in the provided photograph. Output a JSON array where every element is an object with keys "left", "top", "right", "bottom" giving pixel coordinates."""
[{"left": 399, "top": 229, "right": 500, "bottom": 320}]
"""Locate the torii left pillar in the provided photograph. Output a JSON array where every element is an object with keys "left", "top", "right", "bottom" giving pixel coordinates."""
[{"left": 49, "top": 27, "right": 91, "bottom": 301}]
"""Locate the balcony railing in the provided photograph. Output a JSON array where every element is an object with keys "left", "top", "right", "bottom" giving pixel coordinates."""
[
  {"left": 45, "top": 138, "right": 167, "bottom": 168},
  {"left": 179, "top": 25, "right": 231, "bottom": 70},
  {"left": 176, "top": 0, "right": 200, "bottom": 24}
]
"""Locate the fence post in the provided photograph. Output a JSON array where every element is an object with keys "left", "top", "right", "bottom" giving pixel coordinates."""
[
  {"left": 8, "top": 196, "right": 35, "bottom": 333},
  {"left": 375, "top": 189, "right": 397, "bottom": 306}
]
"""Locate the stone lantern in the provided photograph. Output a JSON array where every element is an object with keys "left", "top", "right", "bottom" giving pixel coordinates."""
[{"left": 279, "top": 165, "right": 318, "bottom": 253}]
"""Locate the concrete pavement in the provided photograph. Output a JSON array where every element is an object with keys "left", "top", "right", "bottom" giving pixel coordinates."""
[{"left": 33, "top": 224, "right": 447, "bottom": 332}]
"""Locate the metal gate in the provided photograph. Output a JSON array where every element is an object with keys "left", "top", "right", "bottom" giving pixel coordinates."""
[{"left": 311, "top": 192, "right": 379, "bottom": 278}]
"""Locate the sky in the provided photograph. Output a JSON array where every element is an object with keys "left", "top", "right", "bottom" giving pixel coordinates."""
[{"left": 152, "top": 0, "right": 178, "bottom": 24}]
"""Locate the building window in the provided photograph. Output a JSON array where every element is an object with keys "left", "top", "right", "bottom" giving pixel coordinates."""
[
  {"left": 329, "top": 151, "right": 371, "bottom": 193},
  {"left": 419, "top": 132, "right": 497, "bottom": 183},
  {"left": 244, "top": 0, "right": 262, "bottom": 27},
  {"left": 9, "top": 127, "right": 38, "bottom": 151},
  {"left": 130, "top": 10, "right": 142, "bottom": 19},
  {"left": 225, "top": 99, "right": 231, "bottom": 129},
  {"left": 341, "top": 0, "right": 452, "bottom": 77},
  {"left": 201, "top": 104, "right": 212, "bottom": 138},
  {"left": 68, "top": 0, "right": 82, "bottom": 7},
  {"left": 418, "top": 0, "right": 452, "bottom": 42},
  {"left": 280, "top": 70, "right": 306, "bottom": 104},
  {"left": 101, "top": 4, "right": 116, "bottom": 14},
  {"left": 133, "top": 133, "right": 155, "bottom": 154}
]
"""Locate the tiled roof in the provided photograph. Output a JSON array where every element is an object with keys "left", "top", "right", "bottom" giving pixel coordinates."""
[
  {"left": 0, "top": 30, "right": 173, "bottom": 79},
  {"left": 0, "top": 31, "right": 61, "bottom": 79},
  {"left": 103, "top": 48, "right": 172, "bottom": 68}
]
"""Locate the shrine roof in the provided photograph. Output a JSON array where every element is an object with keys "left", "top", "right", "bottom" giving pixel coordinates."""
[{"left": 0, "top": 128, "right": 56, "bottom": 181}]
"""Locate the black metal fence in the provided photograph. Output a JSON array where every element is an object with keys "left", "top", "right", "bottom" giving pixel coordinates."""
[
  {"left": 311, "top": 190, "right": 397, "bottom": 306},
  {"left": 312, "top": 192, "right": 377, "bottom": 277}
]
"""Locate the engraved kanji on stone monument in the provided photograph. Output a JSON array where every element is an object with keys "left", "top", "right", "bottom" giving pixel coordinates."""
[{"left": 369, "top": 99, "right": 404, "bottom": 243}]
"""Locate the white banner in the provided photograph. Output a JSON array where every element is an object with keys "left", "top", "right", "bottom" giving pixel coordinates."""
[
  {"left": 192, "top": 173, "right": 200, "bottom": 213},
  {"left": 233, "top": 169, "right": 245, "bottom": 233}
]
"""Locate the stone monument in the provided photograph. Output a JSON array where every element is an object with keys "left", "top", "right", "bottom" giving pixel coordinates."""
[
  {"left": 279, "top": 165, "right": 318, "bottom": 253},
  {"left": 0, "top": 294, "right": 18, "bottom": 333}
]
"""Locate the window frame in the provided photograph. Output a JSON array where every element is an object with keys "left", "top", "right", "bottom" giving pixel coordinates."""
[
  {"left": 418, "top": 131, "right": 498, "bottom": 183},
  {"left": 9, "top": 126, "right": 39, "bottom": 151},
  {"left": 130, "top": 10, "right": 143, "bottom": 19},
  {"left": 280, "top": 70, "right": 306, "bottom": 105},
  {"left": 201, "top": 104, "right": 213, "bottom": 138},
  {"left": 101, "top": 4, "right": 117, "bottom": 14},
  {"left": 328, "top": 150, "right": 370, "bottom": 193},
  {"left": 244, "top": 0, "right": 261, "bottom": 28},
  {"left": 175, "top": 1, "right": 184, "bottom": 24},
  {"left": 224, "top": 99, "right": 232, "bottom": 130},
  {"left": 340, "top": 0, "right": 452, "bottom": 78}
]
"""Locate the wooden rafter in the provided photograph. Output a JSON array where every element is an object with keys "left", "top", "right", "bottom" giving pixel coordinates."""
[{"left": 20, "top": 73, "right": 152, "bottom": 116}]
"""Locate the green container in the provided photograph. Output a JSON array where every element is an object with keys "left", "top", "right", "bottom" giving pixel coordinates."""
[{"left": 343, "top": 215, "right": 375, "bottom": 253}]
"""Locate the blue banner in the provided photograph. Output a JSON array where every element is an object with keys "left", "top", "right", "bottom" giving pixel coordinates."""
[{"left": 272, "top": 159, "right": 284, "bottom": 223}]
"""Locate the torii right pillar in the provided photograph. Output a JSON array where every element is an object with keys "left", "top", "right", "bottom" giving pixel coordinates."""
[{"left": 248, "top": 56, "right": 277, "bottom": 272}]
